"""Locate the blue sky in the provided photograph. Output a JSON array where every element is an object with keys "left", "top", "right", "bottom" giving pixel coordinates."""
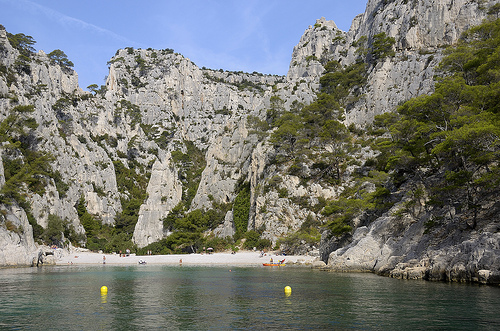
[{"left": 0, "top": 0, "right": 367, "bottom": 90}]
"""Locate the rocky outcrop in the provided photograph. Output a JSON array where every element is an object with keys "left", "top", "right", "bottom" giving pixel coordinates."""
[
  {"left": 322, "top": 187, "right": 500, "bottom": 285},
  {"left": 314, "top": 0, "right": 500, "bottom": 285},
  {"left": 213, "top": 211, "right": 236, "bottom": 238},
  {"left": 0, "top": 204, "right": 37, "bottom": 266},
  {"left": 289, "top": 0, "right": 496, "bottom": 124},
  {"left": 132, "top": 157, "right": 183, "bottom": 247},
  {"left": 0, "top": 149, "right": 37, "bottom": 265},
  {"left": 287, "top": 17, "right": 343, "bottom": 83}
]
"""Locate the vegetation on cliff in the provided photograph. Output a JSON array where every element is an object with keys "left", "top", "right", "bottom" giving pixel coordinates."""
[
  {"left": 263, "top": 34, "right": 394, "bottom": 249},
  {"left": 0, "top": 104, "right": 64, "bottom": 242},
  {"left": 1, "top": 14, "right": 499, "bottom": 259},
  {"left": 274, "top": 17, "right": 500, "bottom": 251},
  {"left": 373, "top": 17, "right": 500, "bottom": 230}
]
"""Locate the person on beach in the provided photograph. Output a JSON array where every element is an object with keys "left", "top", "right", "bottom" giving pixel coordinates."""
[{"left": 103, "top": 255, "right": 106, "bottom": 264}]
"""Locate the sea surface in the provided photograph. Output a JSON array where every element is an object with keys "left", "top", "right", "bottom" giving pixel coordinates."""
[{"left": 0, "top": 265, "right": 499, "bottom": 330}]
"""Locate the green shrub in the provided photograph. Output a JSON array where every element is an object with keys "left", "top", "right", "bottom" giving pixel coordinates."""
[
  {"left": 77, "top": 196, "right": 101, "bottom": 238},
  {"left": 243, "top": 230, "right": 272, "bottom": 250},
  {"left": 42, "top": 214, "right": 82, "bottom": 246},
  {"left": 43, "top": 214, "right": 64, "bottom": 243},
  {"left": 47, "top": 49, "right": 74, "bottom": 68},
  {"left": 276, "top": 215, "right": 321, "bottom": 253},
  {"left": 371, "top": 32, "right": 396, "bottom": 61},
  {"left": 203, "top": 235, "right": 234, "bottom": 252},
  {"left": 170, "top": 141, "right": 206, "bottom": 208},
  {"left": 233, "top": 182, "right": 250, "bottom": 236},
  {"left": 5, "top": 220, "right": 21, "bottom": 234}
]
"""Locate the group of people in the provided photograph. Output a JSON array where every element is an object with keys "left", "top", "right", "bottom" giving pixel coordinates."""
[{"left": 118, "top": 249, "right": 131, "bottom": 257}]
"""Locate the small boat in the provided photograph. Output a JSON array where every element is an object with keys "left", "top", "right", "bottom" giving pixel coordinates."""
[
  {"left": 263, "top": 259, "right": 285, "bottom": 267},
  {"left": 262, "top": 262, "right": 285, "bottom": 266}
]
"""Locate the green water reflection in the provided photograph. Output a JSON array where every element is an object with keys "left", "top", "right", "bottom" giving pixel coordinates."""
[{"left": 0, "top": 265, "right": 499, "bottom": 330}]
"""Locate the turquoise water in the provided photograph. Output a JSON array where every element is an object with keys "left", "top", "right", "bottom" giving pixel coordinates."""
[{"left": 0, "top": 265, "right": 499, "bottom": 330}]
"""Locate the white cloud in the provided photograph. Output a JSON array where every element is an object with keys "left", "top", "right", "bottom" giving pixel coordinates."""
[{"left": 7, "top": 0, "right": 138, "bottom": 45}]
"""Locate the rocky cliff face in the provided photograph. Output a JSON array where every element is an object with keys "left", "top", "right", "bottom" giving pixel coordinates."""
[
  {"left": 0, "top": 0, "right": 498, "bottom": 283},
  {"left": 0, "top": 195, "right": 37, "bottom": 266},
  {"left": 290, "top": 0, "right": 492, "bottom": 124},
  {"left": 316, "top": 0, "right": 500, "bottom": 284},
  {"left": 323, "top": 183, "right": 500, "bottom": 284},
  {"left": 101, "top": 47, "right": 314, "bottom": 247}
]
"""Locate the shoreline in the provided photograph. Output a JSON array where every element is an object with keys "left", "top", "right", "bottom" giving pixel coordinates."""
[{"left": 54, "top": 249, "right": 319, "bottom": 267}]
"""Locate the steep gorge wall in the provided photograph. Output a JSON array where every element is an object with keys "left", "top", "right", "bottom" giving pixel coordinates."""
[
  {"left": 0, "top": 27, "right": 318, "bottom": 252},
  {"left": 316, "top": 0, "right": 500, "bottom": 284},
  {"left": 102, "top": 47, "right": 318, "bottom": 246}
]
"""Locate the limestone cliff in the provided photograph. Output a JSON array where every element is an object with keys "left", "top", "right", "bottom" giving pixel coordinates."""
[
  {"left": 290, "top": 0, "right": 492, "bottom": 124},
  {"left": 323, "top": 182, "right": 500, "bottom": 285},
  {"left": 315, "top": 0, "right": 500, "bottom": 285}
]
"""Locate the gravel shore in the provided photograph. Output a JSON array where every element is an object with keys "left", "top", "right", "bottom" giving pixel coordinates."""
[{"left": 55, "top": 248, "right": 318, "bottom": 267}]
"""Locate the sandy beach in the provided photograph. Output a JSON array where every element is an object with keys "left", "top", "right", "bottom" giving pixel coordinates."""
[{"left": 54, "top": 248, "right": 319, "bottom": 267}]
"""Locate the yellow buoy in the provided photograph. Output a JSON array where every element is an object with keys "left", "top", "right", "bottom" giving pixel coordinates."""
[
  {"left": 100, "top": 286, "right": 108, "bottom": 294},
  {"left": 284, "top": 286, "right": 292, "bottom": 295}
]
